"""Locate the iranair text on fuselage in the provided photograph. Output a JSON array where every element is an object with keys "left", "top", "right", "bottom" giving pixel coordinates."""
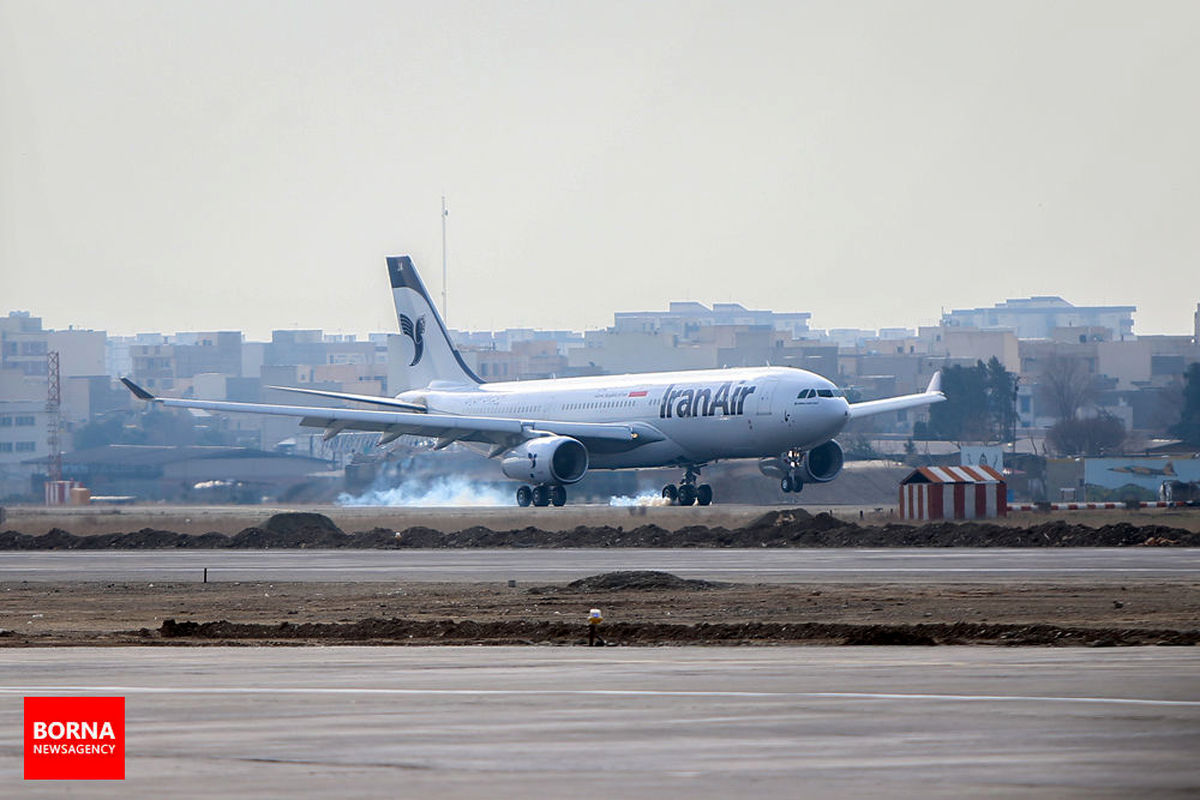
[{"left": 659, "top": 380, "right": 755, "bottom": 419}]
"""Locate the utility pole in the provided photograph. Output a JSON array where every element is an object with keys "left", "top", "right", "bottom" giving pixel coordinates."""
[{"left": 441, "top": 195, "right": 449, "bottom": 323}]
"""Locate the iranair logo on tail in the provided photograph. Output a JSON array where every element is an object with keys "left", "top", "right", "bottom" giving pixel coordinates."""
[{"left": 399, "top": 314, "right": 426, "bottom": 366}]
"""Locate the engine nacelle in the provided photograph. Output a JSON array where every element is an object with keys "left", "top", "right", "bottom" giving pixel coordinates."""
[
  {"left": 799, "top": 440, "right": 844, "bottom": 483},
  {"left": 501, "top": 436, "right": 589, "bottom": 485}
]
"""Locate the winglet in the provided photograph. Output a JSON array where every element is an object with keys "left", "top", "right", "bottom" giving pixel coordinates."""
[
  {"left": 926, "top": 370, "right": 943, "bottom": 395},
  {"left": 121, "top": 377, "right": 157, "bottom": 401}
]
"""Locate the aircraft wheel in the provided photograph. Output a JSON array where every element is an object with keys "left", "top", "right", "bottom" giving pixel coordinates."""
[
  {"left": 661, "top": 484, "right": 678, "bottom": 503},
  {"left": 532, "top": 485, "right": 551, "bottom": 507},
  {"left": 696, "top": 484, "right": 713, "bottom": 506},
  {"left": 516, "top": 485, "right": 532, "bottom": 507},
  {"left": 677, "top": 484, "right": 697, "bottom": 506},
  {"left": 780, "top": 475, "right": 793, "bottom": 493},
  {"left": 789, "top": 470, "right": 804, "bottom": 494},
  {"left": 551, "top": 485, "right": 567, "bottom": 507}
]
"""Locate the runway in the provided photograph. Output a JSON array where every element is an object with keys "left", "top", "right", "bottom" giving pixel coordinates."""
[
  {"left": 1, "top": 547, "right": 1197, "bottom": 583},
  {"left": 2, "top": 647, "right": 1197, "bottom": 798}
]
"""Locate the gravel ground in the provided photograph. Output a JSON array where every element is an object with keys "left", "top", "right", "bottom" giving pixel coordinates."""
[{"left": 2, "top": 574, "right": 1195, "bottom": 647}]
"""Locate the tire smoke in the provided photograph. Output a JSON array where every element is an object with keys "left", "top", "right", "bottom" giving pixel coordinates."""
[
  {"left": 337, "top": 476, "right": 513, "bottom": 507},
  {"left": 608, "top": 491, "right": 672, "bottom": 507}
]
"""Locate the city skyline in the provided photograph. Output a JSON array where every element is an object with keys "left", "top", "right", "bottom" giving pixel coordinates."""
[
  {"left": 7, "top": 292, "right": 1194, "bottom": 344},
  {"left": 4, "top": 2, "right": 1198, "bottom": 339}
]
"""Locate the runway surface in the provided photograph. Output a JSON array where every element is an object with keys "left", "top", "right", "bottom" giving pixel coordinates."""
[
  {"left": 1, "top": 547, "right": 1197, "bottom": 583},
  {"left": 2, "top": 647, "right": 1197, "bottom": 798}
]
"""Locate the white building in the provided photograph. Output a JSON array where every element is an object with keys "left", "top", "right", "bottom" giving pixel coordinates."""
[{"left": 943, "top": 297, "right": 1136, "bottom": 340}]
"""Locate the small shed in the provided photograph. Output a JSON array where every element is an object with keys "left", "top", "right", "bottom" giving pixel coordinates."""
[{"left": 899, "top": 465, "right": 1007, "bottom": 521}]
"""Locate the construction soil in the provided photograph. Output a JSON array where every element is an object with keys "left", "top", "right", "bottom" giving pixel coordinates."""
[
  {"left": 2, "top": 571, "right": 1195, "bottom": 648},
  {"left": 4, "top": 507, "right": 1200, "bottom": 549},
  {"left": 2, "top": 508, "right": 1196, "bottom": 648}
]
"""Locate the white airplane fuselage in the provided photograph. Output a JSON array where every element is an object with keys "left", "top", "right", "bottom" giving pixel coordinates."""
[{"left": 399, "top": 365, "right": 848, "bottom": 469}]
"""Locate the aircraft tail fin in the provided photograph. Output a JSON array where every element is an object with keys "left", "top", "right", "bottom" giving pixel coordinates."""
[{"left": 386, "top": 256, "right": 483, "bottom": 391}]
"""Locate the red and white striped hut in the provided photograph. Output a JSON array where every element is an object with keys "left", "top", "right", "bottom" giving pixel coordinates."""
[
  {"left": 899, "top": 465, "right": 1007, "bottom": 521},
  {"left": 43, "top": 480, "right": 82, "bottom": 506}
]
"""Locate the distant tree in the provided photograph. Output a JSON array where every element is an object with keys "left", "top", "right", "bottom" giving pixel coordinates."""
[
  {"left": 984, "top": 356, "right": 1019, "bottom": 443},
  {"left": 73, "top": 411, "right": 147, "bottom": 450},
  {"left": 841, "top": 432, "right": 882, "bottom": 461},
  {"left": 926, "top": 364, "right": 989, "bottom": 441},
  {"left": 73, "top": 407, "right": 231, "bottom": 450},
  {"left": 925, "top": 360, "right": 1018, "bottom": 442},
  {"left": 1171, "top": 362, "right": 1200, "bottom": 445},
  {"left": 1046, "top": 414, "right": 1126, "bottom": 456},
  {"left": 1038, "top": 354, "right": 1094, "bottom": 422}
]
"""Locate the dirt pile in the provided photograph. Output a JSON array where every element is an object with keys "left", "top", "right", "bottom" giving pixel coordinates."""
[
  {"left": 563, "top": 571, "right": 728, "bottom": 592},
  {"left": 3, "top": 511, "right": 1199, "bottom": 548},
  {"left": 228, "top": 513, "right": 348, "bottom": 548},
  {"left": 155, "top": 617, "right": 1199, "bottom": 647}
]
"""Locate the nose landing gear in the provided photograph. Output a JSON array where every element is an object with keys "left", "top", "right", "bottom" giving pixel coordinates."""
[
  {"left": 780, "top": 473, "right": 804, "bottom": 493},
  {"left": 779, "top": 450, "right": 805, "bottom": 494},
  {"left": 661, "top": 465, "right": 714, "bottom": 506}
]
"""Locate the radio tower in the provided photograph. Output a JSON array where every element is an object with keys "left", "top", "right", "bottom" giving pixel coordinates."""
[
  {"left": 46, "top": 351, "right": 62, "bottom": 485},
  {"left": 441, "top": 195, "right": 449, "bottom": 323}
]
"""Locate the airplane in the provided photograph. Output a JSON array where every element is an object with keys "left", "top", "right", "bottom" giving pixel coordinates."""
[
  {"left": 1109, "top": 462, "right": 1176, "bottom": 478},
  {"left": 122, "top": 255, "right": 946, "bottom": 507}
]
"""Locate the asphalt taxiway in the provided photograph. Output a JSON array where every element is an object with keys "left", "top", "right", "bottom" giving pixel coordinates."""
[
  {"left": 1, "top": 547, "right": 1197, "bottom": 583},
  {"left": 2, "top": 647, "right": 1197, "bottom": 798}
]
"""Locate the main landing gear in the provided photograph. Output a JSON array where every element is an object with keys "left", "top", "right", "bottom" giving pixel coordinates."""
[
  {"left": 661, "top": 465, "right": 713, "bottom": 506},
  {"left": 516, "top": 484, "right": 567, "bottom": 507}
]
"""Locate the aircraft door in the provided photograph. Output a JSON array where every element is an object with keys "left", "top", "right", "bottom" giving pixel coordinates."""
[{"left": 755, "top": 378, "right": 778, "bottom": 416}]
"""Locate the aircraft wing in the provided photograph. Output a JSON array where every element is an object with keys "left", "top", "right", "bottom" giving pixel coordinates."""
[
  {"left": 263, "top": 384, "right": 427, "bottom": 412},
  {"left": 121, "top": 378, "right": 664, "bottom": 452},
  {"left": 846, "top": 371, "right": 946, "bottom": 420}
]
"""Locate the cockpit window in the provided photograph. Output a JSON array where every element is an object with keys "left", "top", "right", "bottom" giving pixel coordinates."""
[
  {"left": 797, "top": 388, "right": 815, "bottom": 399},
  {"left": 817, "top": 389, "right": 833, "bottom": 398}
]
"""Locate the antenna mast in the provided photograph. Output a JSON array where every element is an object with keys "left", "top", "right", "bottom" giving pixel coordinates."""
[
  {"left": 46, "top": 351, "right": 62, "bottom": 485},
  {"left": 441, "top": 196, "right": 448, "bottom": 323}
]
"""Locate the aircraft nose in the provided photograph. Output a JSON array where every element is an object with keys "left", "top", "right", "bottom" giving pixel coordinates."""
[{"left": 812, "top": 399, "right": 848, "bottom": 440}]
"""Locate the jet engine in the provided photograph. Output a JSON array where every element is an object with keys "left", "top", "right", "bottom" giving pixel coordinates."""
[
  {"left": 799, "top": 440, "right": 844, "bottom": 483},
  {"left": 500, "top": 436, "right": 589, "bottom": 485}
]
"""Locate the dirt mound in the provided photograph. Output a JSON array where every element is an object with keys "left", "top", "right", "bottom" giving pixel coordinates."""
[
  {"left": 264, "top": 512, "right": 342, "bottom": 536},
  {"left": 565, "top": 571, "right": 727, "bottom": 592},
  {"left": 4, "top": 512, "right": 1200, "bottom": 549},
  {"left": 227, "top": 513, "right": 348, "bottom": 548},
  {"left": 0, "top": 527, "right": 207, "bottom": 549},
  {"left": 747, "top": 508, "right": 815, "bottom": 529},
  {"left": 156, "top": 617, "right": 1199, "bottom": 647}
]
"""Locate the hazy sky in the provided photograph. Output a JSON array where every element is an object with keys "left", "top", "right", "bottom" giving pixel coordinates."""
[{"left": 2, "top": 1, "right": 1197, "bottom": 341}]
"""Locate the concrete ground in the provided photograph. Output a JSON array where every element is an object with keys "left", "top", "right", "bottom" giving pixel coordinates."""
[
  {"left": 2, "top": 547, "right": 1197, "bottom": 583},
  {"left": 1, "top": 647, "right": 1197, "bottom": 798}
]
